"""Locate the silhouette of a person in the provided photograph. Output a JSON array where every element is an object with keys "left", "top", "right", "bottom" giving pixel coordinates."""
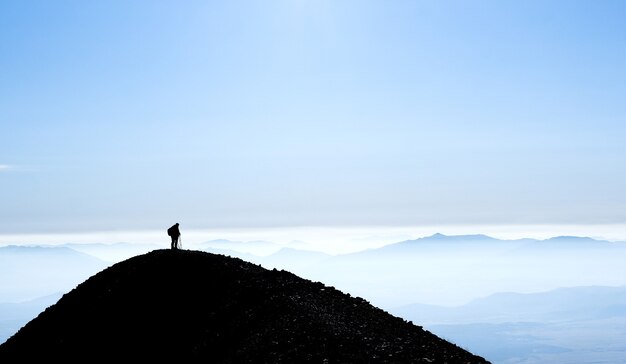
[{"left": 167, "top": 223, "right": 181, "bottom": 249}]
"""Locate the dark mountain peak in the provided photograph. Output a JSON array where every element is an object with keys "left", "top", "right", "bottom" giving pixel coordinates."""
[{"left": 0, "top": 249, "right": 488, "bottom": 363}]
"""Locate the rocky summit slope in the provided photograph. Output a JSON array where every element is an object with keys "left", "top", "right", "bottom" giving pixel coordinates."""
[{"left": 0, "top": 249, "right": 490, "bottom": 363}]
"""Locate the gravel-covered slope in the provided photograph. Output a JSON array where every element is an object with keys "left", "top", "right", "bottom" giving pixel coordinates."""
[{"left": 0, "top": 249, "right": 490, "bottom": 363}]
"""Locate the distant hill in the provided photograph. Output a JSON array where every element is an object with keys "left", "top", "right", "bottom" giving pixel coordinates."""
[
  {"left": 0, "top": 245, "right": 110, "bottom": 302},
  {"left": 59, "top": 242, "right": 161, "bottom": 263},
  {"left": 366, "top": 233, "right": 617, "bottom": 252},
  {"left": 237, "top": 233, "right": 626, "bottom": 308},
  {"left": 199, "top": 239, "right": 282, "bottom": 256},
  {"left": 391, "top": 285, "right": 626, "bottom": 325},
  {"left": 389, "top": 285, "right": 626, "bottom": 364},
  {"left": 0, "top": 249, "right": 489, "bottom": 363},
  {"left": 0, "top": 293, "right": 62, "bottom": 345}
]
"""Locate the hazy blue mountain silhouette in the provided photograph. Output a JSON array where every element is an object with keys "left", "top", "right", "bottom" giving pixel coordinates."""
[
  {"left": 58, "top": 242, "right": 161, "bottom": 262},
  {"left": 346, "top": 233, "right": 508, "bottom": 257},
  {"left": 260, "top": 248, "right": 331, "bottom": 269},
  {"left": 392, "top": 285, "right": 626, "bottom": 325},
  {"left": 423, "top": 233, "right": 497, "bottom": 241},
  {"left": 372, "top": 233, "right": 615, "bottom": 249},
  {"left": 0, "top": 245, "right": 109, "bottom": 302},
  {"left": 0, "top": 249, "right": 489, "bottom": 363},
  {"left": 200, "top": 239, "right": 282, "bottom": 256},
  {"left": 390, "top": 285, "right": 626, "bottom": 363},
  {"left": 0, "top": 293, "right": 62, "bottom": 344},
  {"left": 341, "top": 233, "right": 623, "bottom": 259},
  {"left": 233, "top": 233, "right": 626, "bottom": 310}
]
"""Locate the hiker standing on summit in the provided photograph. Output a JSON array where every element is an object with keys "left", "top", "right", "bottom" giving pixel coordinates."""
[{"left": 168, "top": 223, "right": 181, "bottom": 249}]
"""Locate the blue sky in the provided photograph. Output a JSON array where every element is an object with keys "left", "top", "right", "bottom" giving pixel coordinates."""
[{"left": 2, "top": 0, "right": 626, "bottom": 235}]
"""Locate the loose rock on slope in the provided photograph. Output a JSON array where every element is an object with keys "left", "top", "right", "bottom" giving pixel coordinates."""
[{"left": 0, "top": 249, "right": 490, "bottom": 363}]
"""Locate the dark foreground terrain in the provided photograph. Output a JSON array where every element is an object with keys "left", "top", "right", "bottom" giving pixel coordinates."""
[{"left": 0, "top": 249, "right": 489, "bottom": 363}]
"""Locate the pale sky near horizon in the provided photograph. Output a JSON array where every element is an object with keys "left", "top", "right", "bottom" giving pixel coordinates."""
[{"left": 2, "top": 1, "right": 626, "bottom": 236}]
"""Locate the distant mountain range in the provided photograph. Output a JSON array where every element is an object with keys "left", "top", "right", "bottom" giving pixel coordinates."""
[
  {"left": 389, "top": 285, "right": 626, "bottom": 364},
  {"left": 204, "top": 233, "right": 626, "bottom": 308},
  {"left": 204, "top": 233, "right": 625, "bottom": 259},
  {"left": 0, "top": 249, "right": 489, "bottom": 363},
  {"left": 58, "top": 242, "right": 161, "bottom": 262},
  {"left": 391, "top": 284, "right": 626, "bottom": 325},
  {"left": 25, "top": 242, "right": 161, "bottom": 263},
  {"left": 199, "top": 239, "right": 283, "bottom": 256},
  {"left": 0, "top": 293, "right": 62, "bottom": 346},
  {"left": 359, "top": 233, "right": 620, "bottom": 254},
  {"left": 0, "top": 245, "right": 109, "bottom": 302}
]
